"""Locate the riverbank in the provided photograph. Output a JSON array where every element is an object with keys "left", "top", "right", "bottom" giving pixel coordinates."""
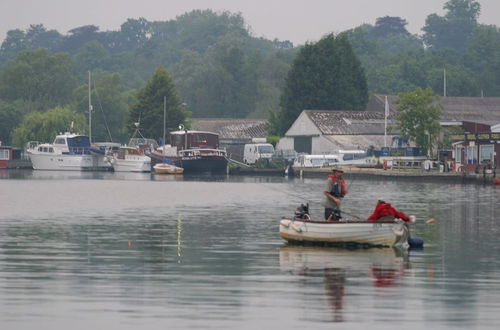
[{"left": 228, "top": 166, "right": 499, "bottom": 185}]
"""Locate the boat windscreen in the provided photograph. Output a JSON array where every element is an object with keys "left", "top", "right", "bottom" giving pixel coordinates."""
[{"left": 67, "top": 136, "right": 91, "bottom": 148}]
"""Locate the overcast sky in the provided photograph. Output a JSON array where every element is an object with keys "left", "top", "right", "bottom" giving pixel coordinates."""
[{"left": 1, "top": 0, "right": 499, "bottom": 45}]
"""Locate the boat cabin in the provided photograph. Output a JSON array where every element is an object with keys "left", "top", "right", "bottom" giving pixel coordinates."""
[
  {"left": 294, "top": 154, "right": 340, "bottom": 168},
  {"left": 170, "top": 130, "right": 220, "bottom": 151}
]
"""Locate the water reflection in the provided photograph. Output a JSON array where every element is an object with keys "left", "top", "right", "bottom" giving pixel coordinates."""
[{"left": 279, "top": 246, "right": 409, "bottom": 322}]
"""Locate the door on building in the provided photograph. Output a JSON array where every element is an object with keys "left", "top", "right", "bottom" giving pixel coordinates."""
[{"left": 294, "top": 136, "right": 312, "bottom": 154}]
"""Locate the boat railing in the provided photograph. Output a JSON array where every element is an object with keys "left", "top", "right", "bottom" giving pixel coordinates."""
[
  {"left": 26, "top": 141, "right": 40, "bottom": 150},
  {"left": 179, "top": 148, "right": 227, "bottom": 157}
]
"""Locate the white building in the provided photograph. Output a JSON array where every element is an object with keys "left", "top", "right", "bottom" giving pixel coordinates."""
[{"left": 276, "top": 110, "right": 398, "bottom": 154}]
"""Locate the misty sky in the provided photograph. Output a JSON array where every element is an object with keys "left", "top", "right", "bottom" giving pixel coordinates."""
[{"left": 1, "top": 0, "right": 499, "bottom": 45}]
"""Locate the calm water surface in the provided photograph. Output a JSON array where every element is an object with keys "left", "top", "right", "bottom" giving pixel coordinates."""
[{"left": 0, "top": 170, "right": 499, "bottom": 329}]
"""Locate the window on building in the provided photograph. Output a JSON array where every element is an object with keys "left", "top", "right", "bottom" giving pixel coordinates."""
[
  {"left": 479, "top": 145, "right": 494, "bottom": 164},
  {"left": 0, "top": 149, "right": 9, "bottom": 160}
]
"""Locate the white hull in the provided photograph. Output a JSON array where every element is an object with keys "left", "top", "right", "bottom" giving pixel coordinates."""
[
  {"left": 29, "top": 153, "right": 94, "bottom": 171},
  {"left": 280, "top": 218, "right": 409, "bottom": 247},
  {"left": 153, "top": 163, "right": 184, "bottom": 174},
  {"left": 110, "top": 156, "right": 151, "bottom": 172},
  {"left": 27, "top": 133, "right": 112, "bottom": 171}
]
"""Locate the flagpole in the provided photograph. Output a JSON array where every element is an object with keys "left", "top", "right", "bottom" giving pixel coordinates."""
[{"left": 384, "top": 95, "right": 388, "bottom": 148}]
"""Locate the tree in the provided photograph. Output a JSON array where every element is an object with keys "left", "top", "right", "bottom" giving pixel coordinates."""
[
  {"left": 73, "top": 41, "right": 111, "bottom": 74},
  {"left": 59, "top": 25, "right": 100, "bottom": 54},
  {"left": 0, "top": 29, "right": 29, "bottom": 63},
  {"left": 26, "top": 24, "right": 62, "bottom": 51},
  {"left": 0, "top": 49, "right": 77, "bottom": 110},
  {"left": 120, "top": 18, "right": 151, "bottom": 49},
  {"left": 271, "top": 34, "right": 368, "bottom": 135},
  {"left": 127, "top": 67, "right": 189, "bottom": 141},
  {"left": 11, "top": 107, "right": 86, "bottom": 147},
  {"left": 371, "top": 16, "right": 410, "bottom": 38},
  {"left": 0, "top": 100, "right": 22, "bottom": 145},
  {"left": 395, "top": 88, "right": 442, "bottom": 156},
  {"left": 73, "top": 72, "right": 130, "bottom": 143},
  {"left": 422, "top": 0, "right": 481, "bottom": 50}
]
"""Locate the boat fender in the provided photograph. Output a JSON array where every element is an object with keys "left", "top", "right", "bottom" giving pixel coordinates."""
[{"left": 408, "top": 237, "right": 424, "bottom": 248}]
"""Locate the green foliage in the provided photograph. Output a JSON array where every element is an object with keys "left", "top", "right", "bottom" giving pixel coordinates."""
[
  {"left": 271, "top": 34, "right": 368, "bottom": 135},
  {"left": 12, "top": 107, "right": 86, "bottom": 147},
  {"left": 0, "top": 100, "right": 24, "bottom": 145},
  {"left": 395, "top": 88, "right": 442, "bottom": 156},
  {"left": 422, "top": 0, "right": 481, "bottom": 50},
  {"left": 266, "top": 136, "right": 281, "bottom": 147},
  {"left": 127, "top": 67, "right": 189, "bottom": 141},
  {"left": 73, "top": 72, "right": 130, "bottom": 143},
  {"left": 371, "top": 16, "right": 410, "bottom": 38},
  {"left": 0, "top": 49, "right": 76, "bottom": 110}
]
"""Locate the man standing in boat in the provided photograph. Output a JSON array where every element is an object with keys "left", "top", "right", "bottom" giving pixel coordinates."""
[{"left": 324, "top": 168, "right": 347, "bottom": 221}]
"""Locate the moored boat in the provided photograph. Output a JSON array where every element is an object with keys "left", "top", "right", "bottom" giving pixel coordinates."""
[
  {"left": 153, "top": 162, "right": 184, "bottom": 174},
  {"left": 279, "top": 217, "right": 410, "bottom": 248},
  {"left": 150, "top": 129, "right": 227, "bottom": 173},
  {"left": 107, "top": 145, "right": 151, "bottom": 172},
  {"left": 26, "top": 132, "right": 111, "bottom": 171}
]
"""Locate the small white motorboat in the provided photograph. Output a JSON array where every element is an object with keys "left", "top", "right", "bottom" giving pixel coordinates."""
[
  {"left": 107, "top": 146, "right": 151, "bottom": 172},
  {"left": 279, "top": 217, "right": 410, "bottom": 248},
  {"left": 153, "top": 163, "right": 184, "bottom": 174}
]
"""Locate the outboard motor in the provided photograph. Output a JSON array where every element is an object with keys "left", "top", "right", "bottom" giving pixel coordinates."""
[{"left": 294, "top": 203, "right": 310, "bottom": 220}]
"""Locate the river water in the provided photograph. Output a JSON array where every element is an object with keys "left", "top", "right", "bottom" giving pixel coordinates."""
[{"left": 0, "top": 170, "right": 499, "bottom": 329}]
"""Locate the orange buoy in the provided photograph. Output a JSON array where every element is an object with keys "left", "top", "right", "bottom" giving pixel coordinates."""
[{"left": 128, "top": 241, "right": 133, "bottom": 247}]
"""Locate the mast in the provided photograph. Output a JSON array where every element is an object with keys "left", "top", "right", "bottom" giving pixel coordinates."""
[
  {"left": 384, "top": 95, "right": 388, "bottom": 148},
  {"left": 88, "top": 71, "right": 93, "bottom": 142}
]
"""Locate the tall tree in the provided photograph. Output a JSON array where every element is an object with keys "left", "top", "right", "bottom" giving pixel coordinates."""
[
  {"left": 0, "top": 49, "right": 77, "bottom": 110},
  {"left": 370, "top": 16, "right": 410, "bottom": 38},
  {"left": 395, "top": 88, "right": 442, "bottom": 156},
  {"left": 127, "top": 67, "right": 189, "bottom": 141},
  {"left": 0, "top": 29, "right": 29, "bottom": 63},
  {"left": 422, "top": 0, "right": 481, "bottom": 50},
  {"left": 271, "top": 34, "right": 368, "bottom": 135}
]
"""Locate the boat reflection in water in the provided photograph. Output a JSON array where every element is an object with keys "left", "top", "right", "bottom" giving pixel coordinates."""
[{"left": 279, "top": 246, "right": 409, "bottom": 322}]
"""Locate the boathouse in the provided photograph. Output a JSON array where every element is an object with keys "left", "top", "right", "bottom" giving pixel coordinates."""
[
  {"left": 190, "top": 119, "right": 268, "bottom": 162},
  {"left": 276, "top": 110, "right": 401, "bottom": 155}
]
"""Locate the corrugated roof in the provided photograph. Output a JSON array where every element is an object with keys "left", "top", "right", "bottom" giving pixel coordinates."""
[
  {"left": 323, "top": 134, "right": 398, "bottom": 150},
  {"left": 368, "top": 94, "right": 500, "bottom": 124},
  {"left": 304, "top": 110, "right": 388, "bottom": 135},
  {"left": 190, "top": 119, "right": 269, "bottom": 139}
]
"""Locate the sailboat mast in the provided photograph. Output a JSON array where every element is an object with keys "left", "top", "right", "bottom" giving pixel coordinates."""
[{"left": 88, "top": 71, "right": 93, "bottom": 142}]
